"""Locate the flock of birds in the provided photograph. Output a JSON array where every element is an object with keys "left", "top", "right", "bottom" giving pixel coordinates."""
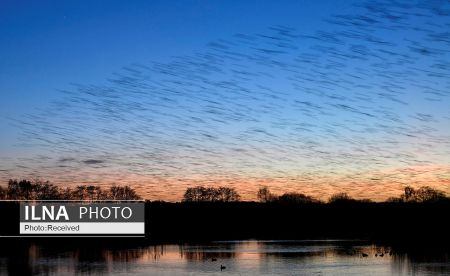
[
  {"left": 210, "top": 249, "right": 394, "bottom": 271},
  {"left": 362, "top": 251, "right": 393, "bottom": 258},
  {"left": 2, "top": 0, "right": 450, "bottom": 201}
]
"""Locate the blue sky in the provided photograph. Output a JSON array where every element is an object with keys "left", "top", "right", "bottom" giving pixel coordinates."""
[
  {"left": 0, "top": 0, "right": 347, "bottom": 150},
  {"left": 1, "top": 0, "right": 449, "bottom": 201}
]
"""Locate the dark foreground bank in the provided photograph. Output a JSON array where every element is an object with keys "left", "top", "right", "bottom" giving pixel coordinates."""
[
  {"left": 147, "top": 201, "right": 450, "bottom": 244},
  {"left": 1, "top": 201, "right": 449, "bottom": 244}
]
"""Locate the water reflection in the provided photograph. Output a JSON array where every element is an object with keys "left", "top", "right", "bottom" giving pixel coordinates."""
[{"left": 0, "top": 240, "right": 448, "bottom": 275}]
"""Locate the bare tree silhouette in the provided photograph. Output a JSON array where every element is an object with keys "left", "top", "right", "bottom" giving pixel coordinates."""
[
  {"left": 183, "top": 186, "right": 240, "bottom": 202},
  {"left": 400, "top": 186, "right": 447, "bottom": 203},
  {"left": 328, "top": 193, "right": 354, "bottom": 203},
  {"left": 1, "top": 179, "right": 141, "bottom": 200},
  {"left": 257, "top": 187, "right": 320, "bottom": 203},
  {"left": 276, "top": 192, "right": 321, "bottom": 204},
  {"left": 257, "top": 186, "right": 273, "bottom": 203},
  {"left": 109, "top": 186, "right": 141, "bottom": 200}
]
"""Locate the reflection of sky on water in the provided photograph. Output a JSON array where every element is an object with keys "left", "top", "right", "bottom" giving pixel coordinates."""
[{"left": 1, "top": 240, "right": 448, "bottom": 275}]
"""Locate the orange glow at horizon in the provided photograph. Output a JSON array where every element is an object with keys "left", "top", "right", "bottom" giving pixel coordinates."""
[{"left": 2, "top": 164, "right": 449, "bottom": 202}]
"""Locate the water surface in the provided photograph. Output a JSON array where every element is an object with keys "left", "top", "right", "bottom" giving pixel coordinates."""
[{"left": 0, "top": 240, "right": 449, "bottom": 275}]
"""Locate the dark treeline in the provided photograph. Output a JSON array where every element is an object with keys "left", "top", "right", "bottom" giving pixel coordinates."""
[
  {"left": 184, "top": 185, "right": 449, "bottom": 204},
  {"left": 145, "top": 200, "right": 450, "bottom": 244},
  {"left": 258, "top": 185, "right": 449, "bottom": 204},
  {"left": 0, "top": 179, "right": 141, "bottom": 200},
  {"left": 2, "top": 179, "right": 448, "bottom": 203}
]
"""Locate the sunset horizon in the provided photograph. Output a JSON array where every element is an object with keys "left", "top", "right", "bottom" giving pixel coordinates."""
[
  {"left": 2, "top": 165, "right": 450, "bottom": 202},
  {"left": 1, "top": 1, "right": 450, "bottom": 274}
]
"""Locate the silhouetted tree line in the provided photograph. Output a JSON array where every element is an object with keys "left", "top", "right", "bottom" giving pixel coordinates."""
[
  {"left": 182, "top": 185, "right": 448, "bottom": 203},
  {"left": 256, "top": 186, "right": 447, "bottom": 204},
  {"left": 0, "top": 179, "right": 141, "bottom": 200},
  {"left": 257, "top": 186, "right": 330, "bottom": 203},
  {"left": 257, "top": 186, "right": 322, "bottom": 203},
  {"left": 3, "top": 180, "right": 446, "bottom": 203},
  {"left": 183, "top": 186, "right": 240, "bottom": 202}
]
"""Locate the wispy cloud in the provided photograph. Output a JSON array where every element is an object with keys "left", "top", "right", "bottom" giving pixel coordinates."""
[{"left": 82, "top": 159, "right": 105, "bottom": 165}]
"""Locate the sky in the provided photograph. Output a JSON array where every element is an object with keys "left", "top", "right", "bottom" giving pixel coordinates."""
[{"left": 1, "top": 0, "right": 449, "bottom": 201}]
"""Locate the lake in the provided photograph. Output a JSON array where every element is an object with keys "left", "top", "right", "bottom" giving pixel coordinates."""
[{"left": 0, "top": 240, "right": 449, "bottom": 275}]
